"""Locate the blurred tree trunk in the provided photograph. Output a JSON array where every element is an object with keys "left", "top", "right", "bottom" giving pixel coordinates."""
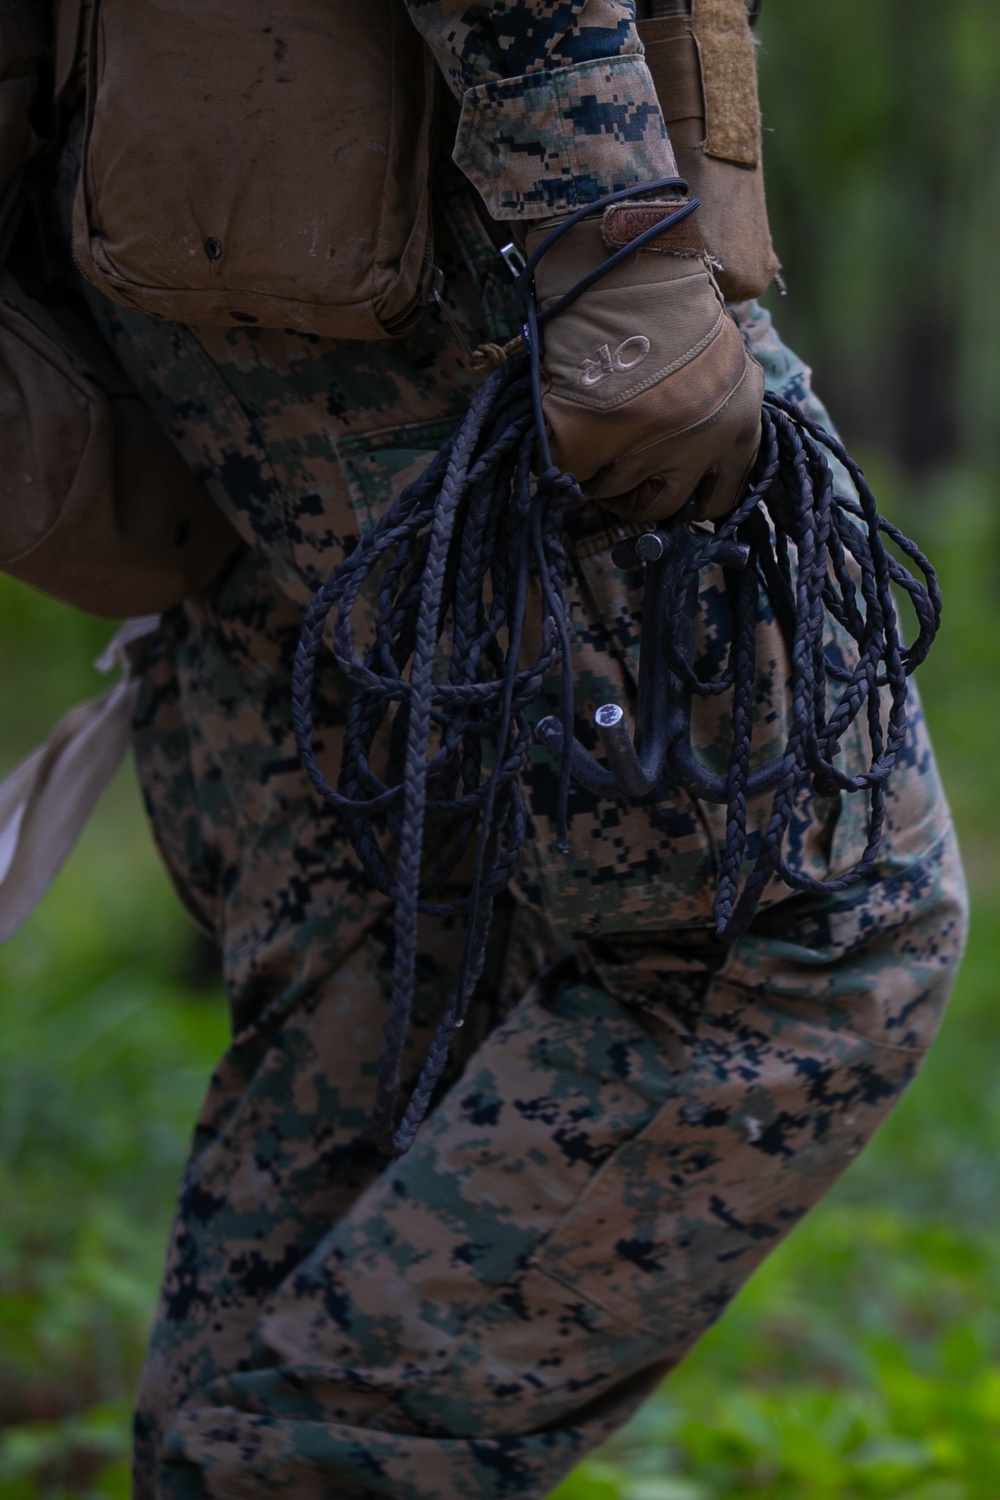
[{"left": 756, "top": 0, "right": 1000, "bottom": 474}]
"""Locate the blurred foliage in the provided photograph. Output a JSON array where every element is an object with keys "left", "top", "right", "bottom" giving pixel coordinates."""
[
  {"left": 2, "top": 0, "right": 1000, "bottom": 1494},
  {"left": 0, "top": 589, "right": 229, "bottom": 1499},
  {"left": 756, "top": 0, "right": 1000, "bottom": 473}
]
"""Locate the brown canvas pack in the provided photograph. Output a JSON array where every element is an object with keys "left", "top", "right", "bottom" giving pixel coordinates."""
[
  {"left": 0, "top": 273, "right": 239, "bottom": 617},
  {"left": 72, "top": 0, "right": 437, "bottom": 341},
  {"left": 638, "top": 1, "right": 781, "bottom": 301},
  {"left": 0, "top": 0, "right": 48, "bottom": 264}
]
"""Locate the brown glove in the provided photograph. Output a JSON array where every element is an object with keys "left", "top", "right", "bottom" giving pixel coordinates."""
[{"left": 528, "top": 199, "right": 764, "bottom": 522}]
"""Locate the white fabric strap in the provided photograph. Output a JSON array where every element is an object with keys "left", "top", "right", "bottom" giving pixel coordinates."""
[{"left": 0, "top": 614, "right": 160, "bottom": 943}]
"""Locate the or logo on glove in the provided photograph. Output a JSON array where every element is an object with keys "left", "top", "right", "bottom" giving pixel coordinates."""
[
  {"left": 528, "top": 199, "right": 764, "bottom": 522},
  {"left": 578, "top": 334, "right": 652, "bottom": 387}
]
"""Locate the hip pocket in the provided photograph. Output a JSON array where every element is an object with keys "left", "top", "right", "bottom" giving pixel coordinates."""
[{"left": 514, "top": 537, "right": 718, "bottom": 940}]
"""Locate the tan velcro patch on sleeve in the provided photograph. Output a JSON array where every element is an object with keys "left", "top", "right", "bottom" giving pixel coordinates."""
[{"left": 691, "top": 0, "right": 761, "bottom": 166}]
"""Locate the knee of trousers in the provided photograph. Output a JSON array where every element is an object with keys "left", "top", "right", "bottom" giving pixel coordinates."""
[
  {"left": 143, "top": 832, "right": 967, "bottom": 1500},
  {"left": 723, "top": 820, "right": 967, "bottom": 1065}
]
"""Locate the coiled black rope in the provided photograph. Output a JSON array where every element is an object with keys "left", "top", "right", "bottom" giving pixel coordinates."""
[
  {"left": 291, "top": 178, "right": 939, "bottom": 1154},
  {"left": 291, "top": 348, "right": 578, "bottom": 1156},
  {"left": 618, "top": 392, "right": 940, "bottom": 939}
]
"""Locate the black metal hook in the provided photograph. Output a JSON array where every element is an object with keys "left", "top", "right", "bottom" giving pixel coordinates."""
[{"left": 536, "top": 512, "right": 786, "bottom": 805}]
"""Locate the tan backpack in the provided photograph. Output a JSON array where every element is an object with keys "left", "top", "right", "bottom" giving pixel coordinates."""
[
  {"left": 0, "top": 0, "right": 239, "bottom": 618},
  {"left": 637, "top": 0, "right": 781, "bottom": 302},
  {"left": 0, "top": 275, "right": 239, "bottom": 617},
  {"left": 70, "top": 0, "right": 778, "bottom": 343},
  {"left": 72, "top": 0, "right": 437, "bottom": 341}
]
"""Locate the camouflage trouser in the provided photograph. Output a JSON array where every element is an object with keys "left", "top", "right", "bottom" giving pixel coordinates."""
[{"left": 83, "top": 185, "right": 967, "bottom": 1500}]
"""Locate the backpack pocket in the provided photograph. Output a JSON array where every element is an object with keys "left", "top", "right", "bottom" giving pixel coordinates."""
[
  {"left": 72, "top": 0, "right": 436, "bottom": 340},
  {"left": 637, "top": 7, "right": 781, "bottom": 301},
  {"left": 0, "top": 273, "right": 239, "bottom": 616}
]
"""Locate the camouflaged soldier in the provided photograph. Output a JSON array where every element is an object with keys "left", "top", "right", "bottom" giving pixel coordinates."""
[{"left": 2, "top": 1, "right": 968, "bottom": 1497}]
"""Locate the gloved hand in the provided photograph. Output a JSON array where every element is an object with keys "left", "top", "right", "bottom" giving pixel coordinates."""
[{"left": 527, "top": 198, "right": 764, "bottom": 522}]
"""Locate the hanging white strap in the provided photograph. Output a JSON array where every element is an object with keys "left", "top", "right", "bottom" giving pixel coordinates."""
[{"left": 0, "top": 614, "right": 161, "bottom": 943}]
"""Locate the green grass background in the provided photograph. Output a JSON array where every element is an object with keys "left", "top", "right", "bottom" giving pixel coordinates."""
[{"left": 2, "top": 0, "right": 1000, "bottom": 1494}]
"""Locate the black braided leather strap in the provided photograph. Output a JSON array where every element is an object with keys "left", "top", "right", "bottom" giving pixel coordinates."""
[{"left": 291, "top": 180, "right": 940, "bottom": 1154}]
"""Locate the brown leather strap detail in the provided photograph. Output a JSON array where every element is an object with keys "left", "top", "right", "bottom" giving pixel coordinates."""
[{"left": 603, "top": 201, "right": 705, "bottom": 255}]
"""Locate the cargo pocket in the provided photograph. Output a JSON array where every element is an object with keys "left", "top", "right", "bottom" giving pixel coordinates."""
[
  {"left": 549, "top": 510, "right": 882, "bottom": 929},
  {"left": 515, "top": 516, "right": 720, "bottom": 941},
  {"left": 331, "top": 415, "right": 465, "bottom": 642},
  {"left": 335, "top": 417, "right": 462, "bottom": 535}
]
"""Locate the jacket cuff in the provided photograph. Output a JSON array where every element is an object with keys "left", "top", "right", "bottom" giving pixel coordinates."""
[{"left": 453, "top": 56, "right": 678, "bottom": 221}]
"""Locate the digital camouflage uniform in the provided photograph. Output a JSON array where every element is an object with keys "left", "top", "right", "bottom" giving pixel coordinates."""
[{"left": 55, "top": 3, "right": 967, "bottom": 1497}]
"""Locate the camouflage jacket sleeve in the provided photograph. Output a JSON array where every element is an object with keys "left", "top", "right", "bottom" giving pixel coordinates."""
[{"left": 401, "top": 1, "right": 676, "bottom": 220}]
